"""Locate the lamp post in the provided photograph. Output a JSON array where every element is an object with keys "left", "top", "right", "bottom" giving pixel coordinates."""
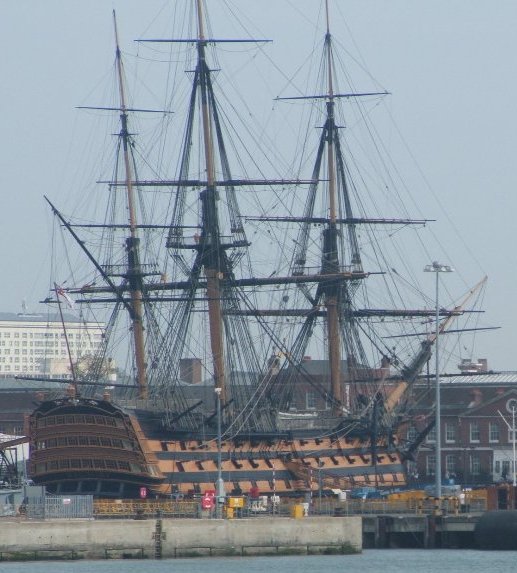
[
  {"left": 318, "top": 461, "right": 323, "bottom": 510},
  {"left": 424, "top": 261, "right": 453, "bottom": 499},
  {"left": 512, "top": 403, "right": 517, "bottom": 488},
  {"left": 215, "top": 387, "right": 225, "bottom": 517},
  {"left": 272, "top": 460, "right": 276, "bottom": 515}
]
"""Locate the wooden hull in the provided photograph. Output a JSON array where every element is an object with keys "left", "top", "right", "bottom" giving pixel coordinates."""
[
  {"left": 29, "top": 398, "right": 163, "bottom": 498},
  {"left": 29, "top": 397, "right": 406, "bottom": 498}
]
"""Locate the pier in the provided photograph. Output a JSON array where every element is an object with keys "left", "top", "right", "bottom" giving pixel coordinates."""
[
  {"left": 0, "top": 492, "right": 496, "bottom": 559},
  {"left": 0, "top": 516, "right": 362, "bottom": 561}
]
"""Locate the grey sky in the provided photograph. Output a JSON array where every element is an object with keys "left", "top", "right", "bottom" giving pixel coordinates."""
[{"left": 2, "top": 1, "right": 516, "bottom": 371}]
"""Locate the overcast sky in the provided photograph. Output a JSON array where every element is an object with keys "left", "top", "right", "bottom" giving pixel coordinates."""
[{"left": 2, "top": 1, "right": 516, "bottom": 371}]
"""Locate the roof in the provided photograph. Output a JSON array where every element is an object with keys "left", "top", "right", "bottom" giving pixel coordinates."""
[
  {"left": 0, "top": 376, "right": 69, "bottom": 391},
  {"left": 0, "top": 312, "right": 81, "bottom": 324},
  {"left": 415, "top": 372, "right": 517, "bottom": 386},
  {"left": 411, "top": 380, "right": 517, "bottom": 417}
]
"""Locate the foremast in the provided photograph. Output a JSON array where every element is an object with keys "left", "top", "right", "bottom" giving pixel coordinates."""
[{"left": 291, "top": 0, "right": 368, "bottom": 416}]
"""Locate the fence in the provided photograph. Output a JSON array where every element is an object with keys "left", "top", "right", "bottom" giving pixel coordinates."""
[
  {"left": 320, "top": 497, "right": 486, "bottom": 516},
  {"left": 88, "top": 496, "right": 486, "bottom": 519},
  {"left": 93, "top": 499, "right": 199, "bottom": 519},
  {"left": 9, "top": 492, "right": 487, "bottom": 520},
  {"left": 25, "top": 494, "right": 93, "bottom": 519}
]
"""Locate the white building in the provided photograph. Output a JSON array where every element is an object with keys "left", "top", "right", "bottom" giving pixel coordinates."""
[{"left": 0, "top": 312, "right": 104, "bottom": 378}]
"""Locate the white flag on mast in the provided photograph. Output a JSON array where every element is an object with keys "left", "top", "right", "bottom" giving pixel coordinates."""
[{"left": 56, "top": 285, "right": 75, "bottom": 309}]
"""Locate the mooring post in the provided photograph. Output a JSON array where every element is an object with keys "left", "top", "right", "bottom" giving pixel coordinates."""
[
  {"left": 425, "top": 514, "right": 436, "bottom": 549},
  {"left": 374, "top": 516, "right": 388, "bottom": 548}
]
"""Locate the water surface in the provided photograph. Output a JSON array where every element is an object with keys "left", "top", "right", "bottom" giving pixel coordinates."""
[{"left": 1, "top": 550, "right": 516, "bottom": 573}]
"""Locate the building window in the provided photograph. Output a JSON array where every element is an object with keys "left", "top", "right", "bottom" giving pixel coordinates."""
[
  {"left": 489, "top": 422, "right": 500, "bottom": 443},
  {"left": 470, "top": 422, "right": 480, "bottom": 443},
  {"left": 502, "top": 460, "right": 511, "bottom": 480},
  {"left": 470, "top": 454, "right": 481, "bottom": 476},
  {"left": 445, "top": 454, "right": 456, "bottom": 476},
  {"left": 426, "top": 426, "right": 436, "bottom": 443},
  {"left": 508, "top": 428, "right": 517, "bottom": 443},
  {"left": 305, "top": 391, "right": 316, "bottom": 410},
  {"left": 445, "top": 423, "right": 456, "bottom": 443},
  {"left": 426, "top": 455, "right": 436, "bottom": 477},
  {"left": 407, "top": 425, "right": 417, "bottom": 442}
]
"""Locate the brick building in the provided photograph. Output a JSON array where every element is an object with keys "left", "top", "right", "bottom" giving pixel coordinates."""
[{"left": 407, "top": 373, "right": 517, "bottom": 486}]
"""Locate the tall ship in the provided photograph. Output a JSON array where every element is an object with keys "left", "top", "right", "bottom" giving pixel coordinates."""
[{"left": 27, "top": 1, "right": 484, "bottom": 498}]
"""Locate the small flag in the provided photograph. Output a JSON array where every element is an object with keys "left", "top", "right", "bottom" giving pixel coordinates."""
[{"left": 56, "top": 285, "right": 75, "bottom": 309}]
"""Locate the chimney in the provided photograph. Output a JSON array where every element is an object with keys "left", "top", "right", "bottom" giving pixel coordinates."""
[
  {"left": 179, "top": 358, "right": 202, "bottom": 385},
  {"left": 467, "top": 389, "right": 483, "bottom": 408},
  {"left": 458, "top": 358, "right": 488, "bottom": 374}
]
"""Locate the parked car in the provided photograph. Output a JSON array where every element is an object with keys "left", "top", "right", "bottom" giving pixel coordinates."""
[{"left": 349, "top": 487, "right": 386, "bottom": 500}]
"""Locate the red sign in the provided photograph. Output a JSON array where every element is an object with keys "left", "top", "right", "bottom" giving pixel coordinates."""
[
  {"left": 201, "top": 490, "right": 215, "bottom": 509},
  {"left": 140, "top": 487, "right": 147, "bottom": 499}
]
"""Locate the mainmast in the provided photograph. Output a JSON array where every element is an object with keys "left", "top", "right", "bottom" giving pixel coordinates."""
[
  {"left": 322, "top": 0, "right": 343, "bottom": 414},
  {"left": 113, "top": 11, "right": 148, "bottom": 399},
  {"left": 195, "top": 0, "right": 227, "bottom": 404}
]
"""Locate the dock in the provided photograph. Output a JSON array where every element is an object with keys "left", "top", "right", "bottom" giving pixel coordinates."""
[{"left": 362, "top": 514, "right": 479, "bottom": 549}]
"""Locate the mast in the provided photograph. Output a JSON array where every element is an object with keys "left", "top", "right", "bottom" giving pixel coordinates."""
[
  {"left": 322, "top": 0, "right": 342, "bottom": 415},
  {"left": 54, "top": 283, "right": 77, "bottom": 392},
  {"left": 275, "top": 1, "right": 383, "bottom": 417},
  {"left": 195, "top": 0, "right": 227, "bottom": 404},
  {"left": 113, "top": 11, "right": 148, "bottom": 399}
]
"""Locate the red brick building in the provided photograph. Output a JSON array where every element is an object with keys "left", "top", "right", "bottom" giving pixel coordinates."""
[{"left": 406, "top": 373, "right": 517, "bottom": 487}]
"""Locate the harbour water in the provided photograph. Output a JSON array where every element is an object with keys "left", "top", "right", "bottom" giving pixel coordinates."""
[{"left": 1, "top": 550, "right": 516, "bottom": 573}]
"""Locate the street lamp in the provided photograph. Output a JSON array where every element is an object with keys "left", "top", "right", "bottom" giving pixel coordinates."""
[
  {"left": 512, "top": 403, "right": 517, "bottom": 488},
  {"left": 424, "top": 261, "right": 454, "bottom": 499},
  {"left": 214, "top": 387, "right": 225, "bottom": 517},
  {"left": 318, "top": 461, "right": 323, "bottom": 508}
]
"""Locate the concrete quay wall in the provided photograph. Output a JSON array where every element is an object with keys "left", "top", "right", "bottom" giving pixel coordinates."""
[
  {"left": 0, "top": 517, "right": 362, "bottom": 560},
  {"left": 362, "top": 514, "right": 479, "bottom": 549}
]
